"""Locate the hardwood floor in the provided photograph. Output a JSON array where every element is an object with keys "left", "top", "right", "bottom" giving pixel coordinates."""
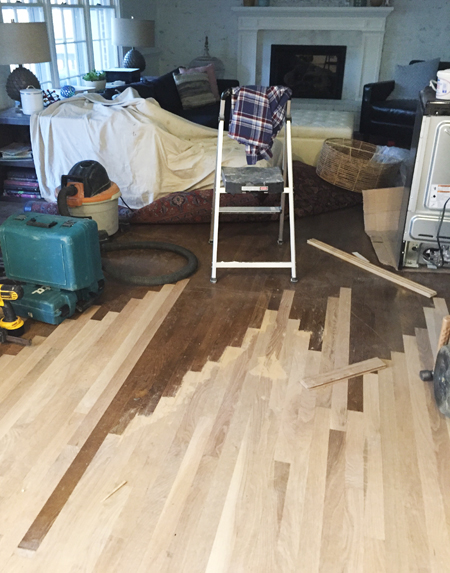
[{"left": 1, "top": 204, "right": 450, "bottom": 572}]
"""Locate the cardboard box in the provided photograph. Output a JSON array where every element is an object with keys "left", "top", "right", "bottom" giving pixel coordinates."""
[{"left": 362, "top": 187, "right": 405, "bottom": 269}]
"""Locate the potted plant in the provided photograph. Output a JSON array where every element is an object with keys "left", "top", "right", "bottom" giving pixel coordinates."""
[{"left": 82, "top": 69, "right": 106, "bottom": 91}]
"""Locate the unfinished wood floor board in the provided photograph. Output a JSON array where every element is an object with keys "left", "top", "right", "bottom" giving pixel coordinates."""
[
  {"left": 307, "top": 238, "right": 438, "bottom": 298},
  {"left": 111, "top": 342, "right": 253, "bottom": 571},
  {"left": 391, "top": 351, "right": 431, "bottom": 571},
  {"left": 26, "top": 432, "right": 133, "bottom": 572},
  {"left": 226, "top": 377, "right": 281, "bottom": 573},
  {"left": 0, "top": 306, "right": 99, "bottom": 398},
  {"left": 0, "top": 319, "right": 120, "bottom": 556},
  {"left": 183, "top": 312, "right": 286, "bottom": 572},
  {"left": 344, "top": 410, "right": 365, "bottom": 572},
  {"left": 363, "top": 372, "right": 385, "bottom": 541},
  {"left": 159, "top": 340, "right": 264, "bottom": 572},
  {"left": 415, "top": 327, "right": 435, "bottom": 372},
  {"left": 137, "top": 415, "right": 215, "bottom": 572},
  {"left": 364, "top": 538, "right": 386, "bottom": 573},
  {"left": 68, "top": 282, "right": 187, "bottom": 448},
  {"left": 110, "top": 324, "right": 264, "bottom": 567},
  {"left": 331, "top": 287, "right": 351, "bottom": 431},
  {"left": 18, "top": 283, "right": 188, "bottom": 554},
  {"left": 319, "top": 429, "right": 348, "bottom": 572},
  {"left": 273, "top": 328, "right": 311, "bottom": 464},
  {"left": 275, "top": 388, "right": 317, "bottom": 572},
  {"left": 424, "top": 297, "right": 449, "bottom": 361},
  {"left": 316, "top": 296, "right": 339, "bottom": 408},
  {"left": 169, "top": 329, "right": 279, "bottom": 572},
  {"left": 0, "top": 317, "right": 116, "bottom": 480},
  {"left": 403, "top": 334, "right": 450, "bottom": 571},
  {"left": 378, "top": 364, "right": 412, "bottom": 573},
  {"left": 92, "top": 393, "right": 199, "bottom": 572},
  {"left": 72, "top": 295, "right": 156, "bottom": 416},
  {"left": 296, "top": 406, "right": 331, "bottom": 572},
  {"left": 0, "top": 314, "right": 118, "bottom": 471},
  {"left": 0, "top": 315, "right": 105, "bottom": 445}
]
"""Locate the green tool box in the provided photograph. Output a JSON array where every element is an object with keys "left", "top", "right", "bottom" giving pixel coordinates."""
[{"left": 0, "top": 213, "right": 104, "bottom": 324}]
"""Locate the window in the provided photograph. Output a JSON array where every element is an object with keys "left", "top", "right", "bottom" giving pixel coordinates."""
[{"left": 1, "top": 0, "right": 118, "bottom": 88}]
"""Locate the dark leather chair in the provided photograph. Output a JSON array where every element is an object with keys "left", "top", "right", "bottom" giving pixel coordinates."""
[{"left": 359, "top": 60, "right": 450, "bottom": 148}]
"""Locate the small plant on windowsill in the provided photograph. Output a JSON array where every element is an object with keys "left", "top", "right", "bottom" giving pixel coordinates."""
[{"left": 82, "top": 69, "right": 106, "bottom": 91}]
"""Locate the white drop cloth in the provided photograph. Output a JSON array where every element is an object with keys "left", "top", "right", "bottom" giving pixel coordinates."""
[{"left": 30, "top": 88, "right": 278, "bottom": 209}]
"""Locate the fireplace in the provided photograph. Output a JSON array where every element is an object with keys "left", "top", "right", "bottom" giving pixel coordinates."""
[
  {"left": 270, "top": 45, "right": 346, "bottom": 100},
  {"left": 232, "top": 6, "right": 394, "bottom": 107}
]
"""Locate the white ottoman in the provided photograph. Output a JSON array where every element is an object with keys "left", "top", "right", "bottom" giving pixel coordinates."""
[{"left": 282, "top": 109, "right": 354, "bottom": 167}]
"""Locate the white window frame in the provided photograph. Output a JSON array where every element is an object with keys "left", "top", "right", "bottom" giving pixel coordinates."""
[{"left": 0, "top": 0, "right": 119, "bottom": 88}]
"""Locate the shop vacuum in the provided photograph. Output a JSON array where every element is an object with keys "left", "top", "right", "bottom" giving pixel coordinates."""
[{"left": 0, "top": 160, "right": 197, "bottom": 325}]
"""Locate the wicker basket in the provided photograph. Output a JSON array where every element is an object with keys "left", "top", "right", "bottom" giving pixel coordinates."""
[{"left": 316, "top": 138, "right": 400, "bottom": 193}]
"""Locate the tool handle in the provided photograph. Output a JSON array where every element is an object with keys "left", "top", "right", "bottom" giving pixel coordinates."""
[
  {"left": 437, "top": 315, "right": 450, "bottom": 351},
  {"left": 1, "top": 300, "right": 18, "bottom": 323}
]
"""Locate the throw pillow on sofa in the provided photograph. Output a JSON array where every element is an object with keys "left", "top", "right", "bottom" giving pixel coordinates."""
[
  {"left": 387, "top": 58, "right": 440, "bottom": 100},
  {"left": 179, "top": 63, "right": 220, "bottom": 100},
  {"left": 173, "top": 71, "right": 217, "bottom": 109}
]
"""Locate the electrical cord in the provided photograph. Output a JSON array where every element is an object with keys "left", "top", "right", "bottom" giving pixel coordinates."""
[
  {"left": 436, "top": 197, "right": 450, "bottom": 268},
  {"left": 119, "top": 196, "right": 135, "bottom": 212}
]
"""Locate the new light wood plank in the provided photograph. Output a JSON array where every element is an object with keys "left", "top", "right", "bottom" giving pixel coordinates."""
[
  {"left": 404, "top": 334, "right": 450, "bottom": 572},
  {"left": 363, "top": 372, "right": 385, "bottom": 540},
  {"left": 331, "top": 287, "right": 351, "bottom": 431},
  {"left": 301, "top": 357, "right": 387, "bottom": 389},
  {"left": 307, "top": 239, "right": 437, "bottom": 298},
  {"left": 391, "top": 351, "right": 431, "bottom": 572},
  {"left": 345, "top": 410, "right": 365, "bottom": 572},
  {"left": 296, "top": 407, "right": 331, "bottom": 571},
  {"left": 378, "top": 363, "right": 412, "bottom": 573},
  {"left": 316, "top": 296, "right": 339, "bottom": 408},
  {"left": 319, "top": 429, "right": 347, "bottom": 572}
]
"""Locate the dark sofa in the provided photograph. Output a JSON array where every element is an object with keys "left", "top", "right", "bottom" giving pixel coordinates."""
[
  {"left": 359, "top": 60, "right": 450, "bottom": 148},
  {"left": 103, "top": 69, "right": 239, "bottom": 129}
]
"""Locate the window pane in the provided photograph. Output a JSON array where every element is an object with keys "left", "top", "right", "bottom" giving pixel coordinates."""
[
  {"left": 1, "top": 5, "right": 43, "bottom": 23},
  {"left": 90, "top": 7, "right": 117, "bottom": 70},
  {"left": 89, "top": 0, "right": 112, "bottom": 5},
  {"left": 0, "top": 0, "right": 38, "bottom": 4},
  {"left": 50, "top": 0, "right": 80, "bottom": 5},
  {"left": 52, "top": 6, "right": 88, "bottom": 85}
]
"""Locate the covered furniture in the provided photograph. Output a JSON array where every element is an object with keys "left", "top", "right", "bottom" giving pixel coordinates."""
[
  {"left": 30, "top": 88, "right": 277, "bottom": 210},
  {"left": 359, "top": 59, "right": 450, "bottom": 148},
  {"left": 103, "top": 68, "right": 238, "bottom": 129}
]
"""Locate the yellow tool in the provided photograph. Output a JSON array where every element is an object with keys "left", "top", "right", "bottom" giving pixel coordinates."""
[{"left": 0, "top": 284, "right": 25, "bottom": 337}]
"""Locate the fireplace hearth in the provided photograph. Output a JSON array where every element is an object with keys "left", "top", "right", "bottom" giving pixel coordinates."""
[{"left": 270, "top": 45, "right": 346, "bottom": 100}]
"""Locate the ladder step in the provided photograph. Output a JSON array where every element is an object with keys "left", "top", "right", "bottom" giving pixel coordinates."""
[{"left": 216, "top": 262, "right": 293, "bottom": 269}]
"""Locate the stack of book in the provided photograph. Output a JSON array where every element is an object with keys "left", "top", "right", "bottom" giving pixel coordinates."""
[
  {"left": 3, "top": 168, "right": 40, "bottom": 199},
  {"left": 0, "top": 142, "right": 33, "bottom": 160}
]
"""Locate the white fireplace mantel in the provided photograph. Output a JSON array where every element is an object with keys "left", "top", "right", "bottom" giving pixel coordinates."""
[{"left": 232, "top": 6, "right": 394, "bottom": 105}]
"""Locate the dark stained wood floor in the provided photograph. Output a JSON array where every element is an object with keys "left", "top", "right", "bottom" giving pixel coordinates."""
[{"left": 1, "top": 202, "right": 448, "bottom": 564}]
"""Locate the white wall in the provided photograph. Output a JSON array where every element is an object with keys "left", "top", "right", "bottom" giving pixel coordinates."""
[
  {"left": 152, "top": 0, "right": 450, "bottom": 80},
  {"left": 1, "top": 0, "right": 448, "bottom": 110}
]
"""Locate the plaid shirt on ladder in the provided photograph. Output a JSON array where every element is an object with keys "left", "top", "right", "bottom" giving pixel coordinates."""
[{"left": 228, "top": 86, "right": 292, "bottom": 165}]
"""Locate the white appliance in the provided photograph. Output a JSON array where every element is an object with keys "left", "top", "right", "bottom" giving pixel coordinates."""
[{"left": 401, "top": 90, "right": 450, "bottom": 269}]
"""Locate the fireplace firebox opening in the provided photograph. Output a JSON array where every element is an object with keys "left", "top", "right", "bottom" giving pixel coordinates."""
[{"left": 270, "top": 45, "right": 347, "bottom": 100}]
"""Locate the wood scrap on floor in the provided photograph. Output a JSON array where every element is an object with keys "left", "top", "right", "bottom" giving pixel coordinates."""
[
  {"left": 301, "top": 357, "right": 387, "bottom": 389},
  {"left": 307, "top": 238, "right": 437, "bottom": 299}
]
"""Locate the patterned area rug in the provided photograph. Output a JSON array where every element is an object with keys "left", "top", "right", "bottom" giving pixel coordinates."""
[{"left": 24, "top": 161, "right": 362, "bottom": 224}]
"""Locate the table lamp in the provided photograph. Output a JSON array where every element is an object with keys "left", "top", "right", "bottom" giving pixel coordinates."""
[
  {"left": 0, "top": 22, "right": 51, "bottom": 102},
  {"left": 112, "top": 17, "right": 155, "bottom": 73}
]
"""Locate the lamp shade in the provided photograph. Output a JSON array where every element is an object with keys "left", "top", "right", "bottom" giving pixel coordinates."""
[
  {"left": 112, "top": 18, "right": 155, "bottom": 48},
  {"left": 0, "top": 22, "right": 51, "bottom": 65}
]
